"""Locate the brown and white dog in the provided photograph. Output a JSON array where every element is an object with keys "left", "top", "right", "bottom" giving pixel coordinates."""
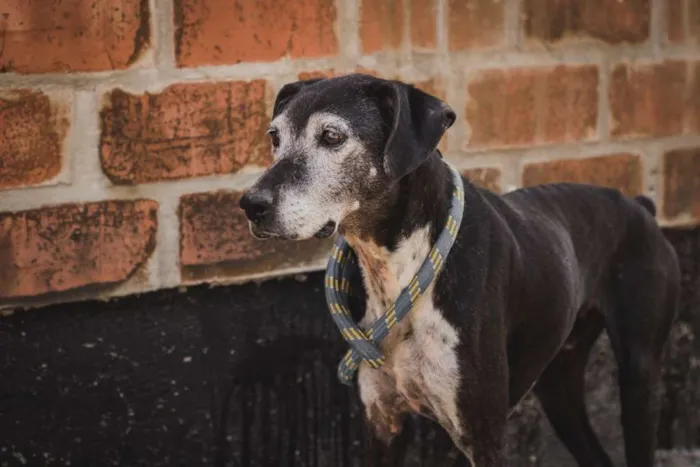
[{"left": 239, "top": 73, "right": 680, "bottom": 467}]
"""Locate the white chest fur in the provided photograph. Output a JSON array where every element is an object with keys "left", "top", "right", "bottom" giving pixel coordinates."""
[{"left": 345, "top": 226, "right": 464, "bottom": 441}]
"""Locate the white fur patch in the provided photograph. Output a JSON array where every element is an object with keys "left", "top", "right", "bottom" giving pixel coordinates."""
[{"left": 349, "top": 226, "right": 464, "bottom": 439}]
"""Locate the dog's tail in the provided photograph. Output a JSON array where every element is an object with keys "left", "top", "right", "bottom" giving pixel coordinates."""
[{"left": 634, "top": 195, "right": 657, "bottom": 217}]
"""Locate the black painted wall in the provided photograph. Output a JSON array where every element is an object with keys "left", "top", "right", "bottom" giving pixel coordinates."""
[{"left": 0, "top": 227, "right": 699, "bottom": 467}]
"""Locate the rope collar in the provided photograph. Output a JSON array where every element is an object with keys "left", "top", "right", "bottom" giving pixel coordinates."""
[{"left": 324, "top": 164, "right": 465, "bottom": 385}]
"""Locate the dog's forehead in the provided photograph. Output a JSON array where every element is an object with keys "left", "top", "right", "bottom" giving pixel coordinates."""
[{"left": 277, "top": 78, "right": 380, "bottom": 135}]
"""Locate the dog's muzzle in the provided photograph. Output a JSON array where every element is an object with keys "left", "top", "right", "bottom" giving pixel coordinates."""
[{"left": 239, "top": 188, "right": 336, "bottom": 240}]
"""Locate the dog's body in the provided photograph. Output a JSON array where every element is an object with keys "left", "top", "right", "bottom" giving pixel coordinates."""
[{"left": 239, "top": 74, "right": 680, "bottom": 466}]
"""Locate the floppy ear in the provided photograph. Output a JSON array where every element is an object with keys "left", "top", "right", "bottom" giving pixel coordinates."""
[
  {"left": 272, "top": 78, "right": 325, "bottom": 118},
  {"left": 372, "top": 81, "right": 456, "bottom": 180}
]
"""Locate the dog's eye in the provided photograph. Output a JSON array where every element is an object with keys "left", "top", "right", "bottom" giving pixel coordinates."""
[
  {"left": 321, "top": 129, "right": 345, "bottom": 146},
  {"left": 267, "top": 129, "right": 280, "bottom": 148}
]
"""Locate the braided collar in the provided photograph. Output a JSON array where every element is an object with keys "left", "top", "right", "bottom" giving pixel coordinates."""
[{"left": 324, "top": 164, "right": 465, "bottom": 385}]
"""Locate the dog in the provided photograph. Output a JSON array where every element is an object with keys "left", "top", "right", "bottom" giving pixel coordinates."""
[{"left": 239, "top": 73, "right": 680, "bottom": 466}]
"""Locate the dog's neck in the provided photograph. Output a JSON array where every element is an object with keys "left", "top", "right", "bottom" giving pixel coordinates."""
[{"left": 339, "top": 153, "right": 454, "bottom": 325}]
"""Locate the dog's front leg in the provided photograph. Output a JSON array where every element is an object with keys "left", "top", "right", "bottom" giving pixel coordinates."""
[
  {"left": 447, "top": 386, "right": 508, "bottom": 467},
  {"left": 363, "top": 416, "right": 412, "bottom": 467},
  {"left": 358, "top": 365, "right": 411, "bottom": 466},
  {"left": 451, "top": 356, "right": 509, "bottom": 467}
]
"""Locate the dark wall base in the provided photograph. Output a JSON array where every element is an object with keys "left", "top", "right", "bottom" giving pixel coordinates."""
[{"left": 1, "top": 228, "right": 699, "bottom": 467}]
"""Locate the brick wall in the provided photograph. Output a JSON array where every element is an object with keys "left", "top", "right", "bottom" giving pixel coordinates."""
[{"left": 1, "top": 0, "right": 699, "bottom": 310}]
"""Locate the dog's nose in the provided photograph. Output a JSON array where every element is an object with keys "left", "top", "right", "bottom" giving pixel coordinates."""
[{"left": 239, "top": 188, "right": 274, "bottom": 222}]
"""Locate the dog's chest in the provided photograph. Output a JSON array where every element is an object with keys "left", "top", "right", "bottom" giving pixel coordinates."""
[{"left": 347, "top": 228, "right": 462, "bottom": 433}]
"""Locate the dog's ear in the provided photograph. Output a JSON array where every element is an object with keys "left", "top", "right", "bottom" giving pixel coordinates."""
[
  {"left": 372, "top": 81, "right": 456, "bottom": 180},
  {"left": 272, "top": 78, "right": 325, "bottom": 118}
]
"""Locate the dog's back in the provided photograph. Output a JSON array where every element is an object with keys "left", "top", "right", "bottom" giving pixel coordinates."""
[{"left": 498, "top": 182, "right": 677, "bottom": 296}]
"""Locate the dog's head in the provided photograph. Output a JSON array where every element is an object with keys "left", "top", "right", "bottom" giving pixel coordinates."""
[{"left": 239, "top": 74, "right": 456, "bottom": 240}]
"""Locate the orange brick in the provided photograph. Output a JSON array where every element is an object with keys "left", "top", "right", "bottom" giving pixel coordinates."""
[
  {"left": 522, "top": 154, "right": 643, "bottom": 196},
  {"left": 524, "top": 0, "right": 649, "bottom": 45},
  {"left": 0, "top": 200, "right": 157, "bottom": 299},
  {"left": 174, "top": 0, "right": 338, "bottom": 67},
  {"left": 448, "top": 0, "right": 505, "bottom": 51},
  {"left": 466, "top": 65, "right": 598, "bottom": 148},
  {"left": 609, "top": 60, "right": 698, "bottom": 139},
  {"left": 360, "top": 0, "right": 405, "bottom": 53},
  {"left": 690, "top": 61, "right": 700, "bottom": 133},
  {"left": 100, "top": 80, "right": 272, "bottom": 185},
  {"left": 0, "top": 90, "right": 69, "bottom": 189},
  {"left": 668, "top": 0, "right": 700, "bottom": 44},
  {"left": 462, "top": 168, "right": 501, "bottom": 193},
  {"left": 411, "top": 0, "right": 438, "bottom": 49},
  {"left": 0, "top": 0, "right": 150, "bottom": 73},
  {"left": 662, "top": 147, "right": 700, "bottom": 220},
  {"left": 179, "top": 191, "right": 332, "bottom": 281}
]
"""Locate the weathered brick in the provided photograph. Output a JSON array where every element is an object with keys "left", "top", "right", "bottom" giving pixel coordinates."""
[
  {"left": 524, "top": 0, "right": 649, "bottom": 45},
  {"left": 0, "top": 0, "right": 150, "bottom": 73},
  {"left": 609, "top": 60, "right": 698, "bottom": 139},
  {"left": 179, "top": 191, "right": 332, "bottom": 281},
  {"left": 0, "top": 200, "right": 157, "bottom": 299},
  {"left": 663, "top": 147, "right": 700, "bottom": 220},
  {"left": 522, "top": 153, "right": 643, "bottom": 196},
  {"left": 174, "top": 0, "right": 337, "bottom": 67},
  {"left": 0, "top": 90, "right": 69, "bottom": 190},
  {"left": 690, "top": 61, "right": 700, "bottom": 133},
  {"left": 448, "top": 0, "right": 505, "bottom": 51},
  {"left": 411, "top": 0, "right": 438, "bottom": 49},
  {"left": 360, "top": 0, "right": 405, "bottom": 53},
  {"left": 100, "top": 80, "right": 271, "bottom": 185},
  {"left": 466, "top": 65, "right": 598, "bottom": 149},
  {"left": 668, "top": 0, "right": 700, "bottom": 44},
  {"left": 462, "top": 168, "right": 501, "bottom": 193}
]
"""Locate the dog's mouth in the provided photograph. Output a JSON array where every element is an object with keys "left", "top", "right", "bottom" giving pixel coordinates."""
[
  {"left": 249, "top": 220, "right": 336, "bottom": 241},
  {"left": 314, "top": 221, "right": 337, "bottom": 239},
  {"left": 249, "top": 223, "right": 296, "bottom": 241}
]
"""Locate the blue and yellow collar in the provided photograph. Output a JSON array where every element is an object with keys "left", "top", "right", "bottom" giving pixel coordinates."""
[{"left": 324, "top": 165, "right": 465, "bottom": 385}]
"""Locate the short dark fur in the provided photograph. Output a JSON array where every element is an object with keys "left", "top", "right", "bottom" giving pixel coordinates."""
[{"left": 240, "top": 74, "right": 680, "bottom": 466}]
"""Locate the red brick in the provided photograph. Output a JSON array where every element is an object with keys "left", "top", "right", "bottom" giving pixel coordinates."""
[
  {"left": 448, "top": 0, "right": 505, "bottom": 51},
  {"left": 100, "top": 80, "right": 271, "bottom": 185},
  {"left": 0, "top": 200, "right": 157, "bottom": 299},
  {"left": 0, "top": 90, "right": 68, "bottom": 189},
  {"left": 0, "top": 0, "right": 150, "bottom": 73},
  {"left": 174, "top": 0, "right": 337, "bottom": 67},
  {"left": 609, "top": 60, "right": 698, "bottom": 139},
  {"left": 179, "top": 191, "right": 332, "bottom": 281},
  {"left": 662, "top": 147, "right": 700, "bottom": 220},
  {"left": 360, "top": 0, "right": 405, "bottom": 53},
  {"left": 462, "top": 168, "right": 501, "bottom": 193},
  {"left": 668, "top": 0, "right": 700, "bottom": 44},
  {"left": 524, "top": 0, "right": 649, "bottom": 45},
  {"left": 690, "top": 61, "right": 700, "bottom": 133},
  {"left": 522, "top": 154, "right": 643, "bottom": 196},
  {"left": 411, "top": 0, "right": 438, "bottom": 49},
  {"left": 466, "top": 65, "right": 598, "bottom": 149}
]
